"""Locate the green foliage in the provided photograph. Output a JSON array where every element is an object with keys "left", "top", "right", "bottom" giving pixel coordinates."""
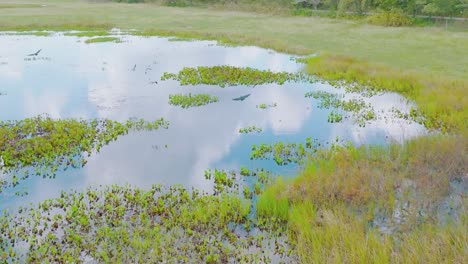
[
  {"left": 0, "top": 185, "right": 273, "bottom": 263},
  {"left": 302, "top": 54, "right": 468, "bottom": 133},
  {"left": 305, "top": 91, "right": 376, "bottom": 125},
  {"left": 256, "top": 102, "right": 277, "bottom": 109},
  {"left": 0, "top": 116, "right": 169, "bottom": 191},
  {"left": 259, "top": 135, "right": 468, "bottom": 263},
  {"left": 250, "top": 137, "right": 331, "bottom": 165},
  {"left": 367, "top": 9, "right": 413, "bottom": 27},
  {"left": 168, "top": 93, "right": 219, "bottom": 108},
  {"left": 161, "top": 66, "right": 314, "bottom": 87},
  {"left": 239, "top": 126, "right": 263, "bottom": 134},
  {"left": 84, "top": 37, "right": 121, "bottom": 44},
  {"left": 64, "top": 31, "right": 111, "bottom": 37}
]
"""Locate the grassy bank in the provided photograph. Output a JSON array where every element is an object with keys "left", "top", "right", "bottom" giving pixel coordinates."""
[
  {"left": 0, "top": 1, "right": 466, "bottom": 79},
  {"left": 258, "top": 135, "right": 467, "bottom": 263}
]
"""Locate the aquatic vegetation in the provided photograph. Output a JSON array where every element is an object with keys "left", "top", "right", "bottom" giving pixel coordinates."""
[
  {"left": 161, "top": 66, "right": 314, "bottom": 87},
  {"left": 301, "top": 55, "right": 468, "bottom": 133},
  {"left": 327, "top": 110, "right": 343, "bottom": 123},
  {"left": 64, "top": 31, "right": 110, "bottom": 37},
  {"left": 256, "top": 102, "right": 277, "bottom": 109},
  {"left": 239, "top": 126, "right": 262, "bottom": 134},
  {"left": 84, "top": 37, "right": 121, "bottom": 44},
  {"left": 204, "top": 167, "right": 274, "bottom": 197},
  {"left": 0, "top": 184, "right": 290, "bottom": 263},
  {"left": 305, "top": 90, "right": 376, "bottom": 125},
  {"left": 0, "top": 116, "right": 169, "bottom": 191},
  {"left": 258, "top": 135, "right": 468, "bottom": 263},
  {"left": 250, "top": 137, "right": 340, "bottom": 166},
  {"left": 168, "top": 93, "right": 219, "bottom": 108}
]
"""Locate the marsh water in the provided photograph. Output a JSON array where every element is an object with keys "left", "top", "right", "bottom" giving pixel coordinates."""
[{"left": 0, "top": 33, "right": 427, "bottom": 210}]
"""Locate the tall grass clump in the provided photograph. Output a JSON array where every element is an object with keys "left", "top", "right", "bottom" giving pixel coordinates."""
[
  {"left": 256, "top": 178, "right": 290, "bottom": 223},
  {"left": 302, "top": 54, "right": 468, "bottom": 133},
  {"left": 258, "top": 135, "right": 467, "bottom": 262}
]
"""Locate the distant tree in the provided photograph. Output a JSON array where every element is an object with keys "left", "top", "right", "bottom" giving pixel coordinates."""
[{"left": 293, "top": 0, "right": 322, "bottom": 9}]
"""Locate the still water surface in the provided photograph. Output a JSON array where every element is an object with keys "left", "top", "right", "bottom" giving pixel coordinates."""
[{"left": 0, "top": 34, "right": 426, "bottom": 210}]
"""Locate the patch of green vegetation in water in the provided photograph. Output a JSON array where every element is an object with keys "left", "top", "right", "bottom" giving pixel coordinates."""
[
  {"left": 239, "top": 126, "right": 262, "bottom": 134},
  {"left": 256, "top": 102, "right": 277, "bottom": 109},
  {"left": 250, "top": 137, "right": 343, "bottom": 166},
  {"left": 168, "top": 37, "right": 194, "bottom": 42},
  {"left": 0, "top": 175, "right": 291, "bottom": 263},
  {"left": 2, "top": 31, "right": 51, "bottom": 36},
  {"left": 204, "top": 167, "right": 274, "bottom": 198},
  {"left": 64, "top": 31, "right": 111, "bottom": 37},
  {"left": 168, "top": 93, "right": 219, "bottom": 108},
  {"left": 0, "top": 116, "right": 169, "bottom": 191},
  {"left": 305, "top": 90, "right": 376, "bottom": 126},
  {"left": 161, "top": 66, "right": 314, "bottom": 87},
  {"left": 84, "top": 37, "right": 121, "bottom": 44}
]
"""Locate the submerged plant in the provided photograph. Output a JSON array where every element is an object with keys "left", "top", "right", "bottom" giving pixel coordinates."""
[
  {"left": 161, "top": 66, "right": 314, "bottom": 87},
  {"left": 168, "top": 93, "right": 219, "bottom": 108}
]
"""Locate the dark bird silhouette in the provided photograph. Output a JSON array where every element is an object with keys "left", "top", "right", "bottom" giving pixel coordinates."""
[
  {"left": 132, "top": 64, "right": 136, "bottom": 71},
  {"left": 232, "top": 94, "right": 251, "bottom": 101},
  {"left": 27, "top": 49, "right": 42, "bottom": 56}
]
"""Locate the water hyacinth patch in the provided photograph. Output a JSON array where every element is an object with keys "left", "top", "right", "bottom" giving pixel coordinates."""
[
  {"left": 161, "top": 66, "right": 314, "bottom": 87},
  {"left": 168, "top": 93, "right": 219, "bottom": 108},
  {"left": 0, "top": 182, "right": 291, "bottom": 263},
  {"left": 84, "top": 37, "right": 121, "bottom": 44},
  {"left": 305, "top": 90, "right": 376, "bottom": 125},
  {"left": 250, "top": 137, "right": 336, "bottom": 166},
  {"left": 239, "top": 126, "right": 262, "bottom": 134},
  {"left": 0, "top": 116, "right": 169, "bottom": 191}
]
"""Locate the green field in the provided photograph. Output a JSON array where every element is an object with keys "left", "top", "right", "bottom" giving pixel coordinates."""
[
  {"left": 0, "top": 0, "right": 467, "bottom": 79},
  {"left": 0, "top": 0, "right": 467, "bottom": 262}
]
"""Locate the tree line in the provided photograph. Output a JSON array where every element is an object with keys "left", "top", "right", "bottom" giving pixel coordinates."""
[{"left": 110, "top": 0, "right": 467, "bottom": 18}]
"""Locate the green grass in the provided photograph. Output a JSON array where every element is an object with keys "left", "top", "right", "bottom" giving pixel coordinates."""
[
  {"left": 0, "top": 3, "right": 42, "bottom": 9},
  {"left": 0, "top": 1, "right": 467, "bottom": 262},
  {"left": 259, "top": 135, "right": 468, "bottom": 263},
  {"left": 84, "top": 36, "right": 121, "bottom": 43},
  {"left": 301, "top": 54, "right": 468, "bottom": 133},
  {"left": 0, "top": 1, "right": 465, "bottom": 80}
]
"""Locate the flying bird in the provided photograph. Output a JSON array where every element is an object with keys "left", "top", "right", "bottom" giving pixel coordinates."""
[
  {"left": 27, "top": 49, "right": 42, "bottom": 56},
  {"left": 232, "top": 94, "right": 251, "bottom": 101},
  {"left": 132, "top": 64, "right": 137, "bottom": 71}
]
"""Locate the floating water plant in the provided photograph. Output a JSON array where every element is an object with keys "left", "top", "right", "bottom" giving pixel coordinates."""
[
  {"left": 0, "top": 182, "right": 291, "bottom": 263},
  {"left": 161, "top": 66, "right": 314, "bottom": 87},
  {"left": 84, "top": 37, "right": 121, "bottom": 44},
  {"left": 305, "top": 90, "right": 376, "bottom": 125},
  {"left": 64, "top": 31, "right": 110, "bottom": 37},
  {"left": 327, "top": 110, "right": 343, "bottom": 123},
  {"left": 250, "top": 137, "right": 335, "bottom": 166},
  {"left": 168, "top": 93, "right": 219, "bottom": 108},
  {"left": 256, "top": 103, "right": 277, "bottom": 109},
  {"left": 239, "top": 126, "right": 262, "bottom": 134},
  {"left": 0, "top": 116, "right": 169, "bottom": 191}
]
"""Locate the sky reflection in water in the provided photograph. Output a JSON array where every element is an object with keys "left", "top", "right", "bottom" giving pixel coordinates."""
[{"left": 0, "top": 34, "right": 426, "bottom": 209}]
